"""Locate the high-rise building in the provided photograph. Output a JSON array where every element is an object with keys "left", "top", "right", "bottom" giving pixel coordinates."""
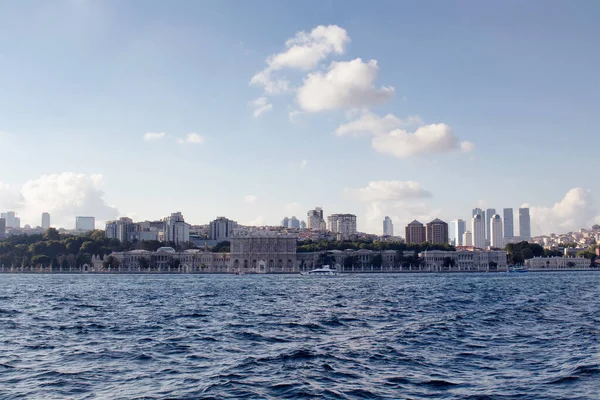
[
  {"left": 383, "top": 216, "right": 394, "bottom": 236},
  {"left": 519, "top": 208, "right": 531, "bottom": 239},
  {"left": 490, "top": 214, "right": 504, "bottom": 248},
  {"left": 300, "top": 220, "right": 307, "bottom": 230},
  {"left": 105, "top": 217, "right": 135, "bottom": 242},
  {"left": 164, "top": 212, "right": 190, "bottom": 246},
  {"left": 281, "top": 217, "right": 289, "bottom": 228},
  {"left": 485, "top": 208, "right": 496, "bottom": 242},
  {"left": 449, "top": 219, "right": 466, "bottom": 246},
  {"left": 472, "top": 214, "right": 485, "bottom": 248},
  {"left": 2, "top": 211, "right": 16, "bottom": 228},
  {"left": 472, "top": 208, "right": 483, "bottom": 217},
  {"left": 426, "top": 218, "right": 449, "bottom": 245},
  {"left": 41, "top": 212, "right": 50, "bottom": 230},
  {"left": 503, "top": 208, "right": 514, "bottom": 239},
  {"left": 14, "top": 217, "right": 20, "bottom": 229},
  {"left": 0, "top": 218, "right": 5, "bottom": 238},
  {"left": 462, "top": 231, "right": 473, "bottom": 246},
  {"left": 405, "top": 220, "right": 426, "bottom": 244},
  {"left": 306, "top": 207, "right": 326, "bottom": 230},
  {"left": 209, "top": 217, "right": 237, "bottom": 242},
  {"left": 75, "top": 216, "right": 95, "bottom": 231},
  {"left": 327, "top": 214, "right": 357, "bottom": 240},
  {"left": 290, "top": 216, "right": 300, "bottom": 229}
]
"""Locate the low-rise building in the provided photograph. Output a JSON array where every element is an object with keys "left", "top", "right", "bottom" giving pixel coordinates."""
[
  {"left": 420, "top": 249, "right": 508, "bottom": 271},
  {"left": 524, "top": 256, "right": 591, "bottom": 270}
]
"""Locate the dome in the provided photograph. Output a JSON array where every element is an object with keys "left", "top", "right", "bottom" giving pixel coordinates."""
[{"left": 156, "top": 247, "right": 176, "bottom": 253}]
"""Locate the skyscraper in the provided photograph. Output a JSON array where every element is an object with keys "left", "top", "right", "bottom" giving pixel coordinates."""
[
  {"left": 41, "top": 212, "right": 50, "bottom": 230},
  {"left": 449, "top": 219, "right": 466, "bottom": 246},
  {"left": 383, "top": 216, "right": 394, "bottom": 236},
  {"left": 472, "top": 214, "right": 485, "bottom": 248},
  {"left": 490, "top": 214, "right": 504, "bottom": 248},
  {"left": 405, "top": 220, "right": 426, "bottom": 244},
  {"left": 281, "top": 217, "right": 289, "bottom": 227},
  {"left": 327, "top": 214, "right": 357, "bottom": 240},
  {"left": 289, "top": 216, "right": 300, "bottom": 229},
  {"left": 503, "top": 208, "right": 514, "bottom": 239},
  {"left": 485, "top": 208, "right": 496, "bottom": 242},
  {"left": 426, "top": 218, "right": 449, "bottom": 245},
  {"left": 519, "top": 208, "right": 531, "bottom": 238},
  {"left": 306, "top": 207, "right": 326, "bottom": 230},
  {"left": 0, "top": 218, "right": 5, "bottom": 238}
]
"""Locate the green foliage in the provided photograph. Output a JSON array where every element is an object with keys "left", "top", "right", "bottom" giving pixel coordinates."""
[
  {"left": 317, "top": 251, "right": 336, "bottom": 267},
  {"left": 372, "top": 254, "right": 383, "bottom": 268},
  {"left": 506, "top": 241, "right": 544, "bottom": 264},
  {"left": 43, "top": 228, "right": 60, "bottom": 241},
  {"left": 213, "top": 241, "right": 231, "bottom": 253},
  {"left": 297, "top": 239, "right": 454, "bottom": 253}
]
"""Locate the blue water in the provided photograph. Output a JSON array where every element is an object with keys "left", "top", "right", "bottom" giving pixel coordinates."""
[{"left": 1, "top": 273, "right": 599, "bottom": 399}]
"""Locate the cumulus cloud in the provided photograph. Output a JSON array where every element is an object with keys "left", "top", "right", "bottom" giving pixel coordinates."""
[
  {"left": 250, "top": 25, "right": 349, "bottom": 94},
  {"left": 251, "top": 97, "right": 273, "bottom": 117},
  {"left": 297, "top": 58, "right": 394, "bottom": 112},
  {"left": 0, "top": 173, "right": 119, "bottom": 228},
  {"left": 363, "top": 201, "right": 442, "bottom": 235},
  {"left": 529, "top": 188, "right": 600, "bottom": 235},
  {"left": 336, "top": 111, "right": 423, "bottom": 136},
  {"left": 246, "top": 216, "right": 266, "bottom": 226},
  {"left": 348, "top": 180, "right": 433, "bottom": 203},
  {"left": 336, "top": 111, "right": 475, "bottom": 158},
  {"left": 244, "top": 195, "right": 258, "bottom": 204},
  {"left": 300, "top": 159, "right": 307, "bottom": 168},
  {"left": 143, "top": 132, "right": 165, "bottom": 141},
  {"left": 177, "top": 133, "right": 205, "bottom": 144},
  {"left": 284, "top": 202, "right": 301, "bottom": 213}
]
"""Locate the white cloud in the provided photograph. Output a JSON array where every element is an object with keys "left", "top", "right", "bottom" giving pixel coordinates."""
[
  {"left": 246, "top": 216, "right": 266, "bottom": 226},
  {"left": 244, "top": 195, "right": 258, "bottom": 204},
  {"left": 251, "top": 97, "right": 273, "bottom": 117},
  {"left": 300, "top": 159, "right": 308, "bottom": 169},
  {"left": 348, "top": 180, "right": 433, "bottom": 203},
  {"left": 362, "top": 201, "right": 442, "bottom": 235},
  {"left": 297, "top": 58, "right": 394, "bottom": 112},
  {"left": 250, "top": 25, "right": 350, "bottom": 94},
  {"left": 177, "top": 133, "right": 205, "bottom": 145},
  {"left": 284, "top": 202, "right": 301, "bottom": 213},
  {"left": 529, "top": 188, "right": 600, "bottom": 235},
  {"left": 336, "top": 111, "right": 423, "bottom": 136},
  {"left": 371, "top": 124, "right": 474, "bottom": 158},
  {"left": 460, "top": 141, "right": 476, "bottom": 153},
  {"left": 143, "top": 132, "right": 165, "bottom": 142},
  {"left": 0, "top": 173, "right": 119, "bottom": 228}
]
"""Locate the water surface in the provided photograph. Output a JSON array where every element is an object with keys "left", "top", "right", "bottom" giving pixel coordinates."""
[{"left": 1, "top": 273, "right": 599, "bottom": 399}]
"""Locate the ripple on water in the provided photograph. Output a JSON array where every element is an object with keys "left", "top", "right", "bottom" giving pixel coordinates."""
[{"left": 0, "top": 273, "right": 599, "bottom": 399}]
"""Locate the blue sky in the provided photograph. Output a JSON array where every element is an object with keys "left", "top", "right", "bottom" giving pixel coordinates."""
[{"left": 1, "top": 0, "right": 599, "bottom": 234}]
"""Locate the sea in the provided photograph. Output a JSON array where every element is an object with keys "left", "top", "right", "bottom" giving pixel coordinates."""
[{"left": 0, "top": 272, "right": 599, "bottom": 399}]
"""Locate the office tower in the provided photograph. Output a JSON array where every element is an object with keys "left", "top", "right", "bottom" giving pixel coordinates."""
[
  {"left": 472, "top": 214, "right": 485, "bottom": 248},
  {"left": 281, "top": 217, "right": 289, "bottom": 227},
  {"left": 2, "top": 211, "right": 16, "bottom": 228},
  {"left": 426, "top": 218, "right": 449, "bottom": 245},
  {"left": 209, "top": 217, "right": 237, "bottom": 242},
  {"left": 449, "top": 219, "right": 466, "bottom": 246},
  {"left": 14, "top": 217, "right": 20, "bottom": 229},
  {"left": 503, "top": 208, "right": 514, "bottom": 239},
  {"left": 463, "top": 231, "right": 473, "bottom": 246},
  {"left": 0, "top": 218, "right": 5, "bottom": 237},
  {"left": 472, "top": 208, "right": 483, "bottom": 217},
  {"left": 405, "top": 220, "right": 426, "bottom": 244},
  {"left": 300, "top": 220, "right": 306, "bottom": 230},
  {"left": 327, "top": 214, "right": 357, "bottom": 240},
  {"left": 105, "top": 217, "right": 135, "bottom": 242},
  {"left": 383, "top": 216, "right": 394, "bottom": 236},
  {"left": 485, "top": 208, "right": 496, "bottom": 241},
  {"left": 490, "top": 214, "right": 504, "bottom": 248},
  {"left": 41, "top": 212, "right": 50, "bottom": 230},
  {"left": 519, "top": 208, "right": 531, "bottom": 239}
]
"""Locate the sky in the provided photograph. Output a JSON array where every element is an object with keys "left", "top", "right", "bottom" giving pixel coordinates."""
[{"left": 1, "top": 0, "right": 599, "bottom": 235}]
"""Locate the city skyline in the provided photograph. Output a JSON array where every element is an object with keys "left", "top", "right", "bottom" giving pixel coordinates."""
[{"left": 0, "top": 1, "right": 599, "bottom": 235}]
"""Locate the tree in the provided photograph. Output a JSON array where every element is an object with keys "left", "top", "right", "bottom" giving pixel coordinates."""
[
  {"left": 343, "top": 255, "right": 358, "bottom": 270},
  {"left": 43, "top": 228, "right": 60, "bottom": 241},
  {"left": 103, "top": 255, "right": 120, "bottom": 270},
  {"left": 372, "top": 254, "right": 383, "bottom": 269},
  {"left": 31, "top": 254, "right": 51, "bottom": 267},
  {"left": 138, "top": 257, "right": 150, "bottom": 270},
  {"left": 442, "top": 257, "right": 456, "bottom": 270},
  {"left": 317, "top": 251, "right": 336, "bottom": 267},
  {"left": 488, "top": 261, "right": 498, "bottom": 269},
  {"left": 213, "top": 241, "right": 231, "bottom": 253},
  {"left": 167, "top": 257, "right": 181, "bottom": 271},
  {"left": 567, "top": 261, "right": 576, "bottom": 268}
]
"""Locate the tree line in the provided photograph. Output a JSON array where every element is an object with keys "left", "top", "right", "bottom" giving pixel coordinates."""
[{"left": 297, "top": 239, "right": 455, "bottom": 253}]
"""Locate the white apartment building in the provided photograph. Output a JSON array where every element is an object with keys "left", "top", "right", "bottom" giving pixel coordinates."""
[
  {"left": 472, "top": 214, "right": 485, "bottom": 248},
  {"left": 463, "top": 230, "right": 473, "bottom": 246},
  {"left": 327, "top": 214, "right": 357, "bottom": 240},
  {"left": 490, "top": 214, "right": 504, "bottom": 248},
  {"left": 524, "top": 256, "right": 590, "bottom": 270},
  {"left": 449, "top": 219, "right": 466, "bottom": 246},
  {"left": 306, "top": 207, "right": 326, "bottom": 230},
  {"left": 163, "top": 212, "right": 190, "bottom": 246},
  {"left": 41, "top": 212, "right": 50, "bottom": 230}
]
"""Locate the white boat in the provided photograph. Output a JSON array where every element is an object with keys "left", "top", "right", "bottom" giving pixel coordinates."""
[{"left": 300, "top": 265, "right": 338, "bottom": 276}]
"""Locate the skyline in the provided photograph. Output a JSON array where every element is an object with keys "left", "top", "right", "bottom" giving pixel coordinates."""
[{"left": 1, "top": 1, "right": 599, "bottom": 235}]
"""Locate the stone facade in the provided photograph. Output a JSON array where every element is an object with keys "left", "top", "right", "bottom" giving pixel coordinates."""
[{"left": 230, "top": 231, "right": 297, "bottom": 273}]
